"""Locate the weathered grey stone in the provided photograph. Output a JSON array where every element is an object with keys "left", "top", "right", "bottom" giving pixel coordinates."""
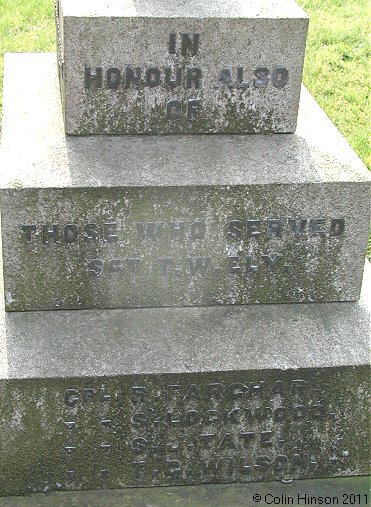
[
  {"left": 2, "top": 477, "right": 370, "bottom": 506},
  {"left": 1, "top": 53, "right": 370, "bottom": 312},
  {"left": 0, "top": 258, "right": 369, "bottom": 496},
  {"left": 55, "top": 0, "right": 308, "bottom": 135}
]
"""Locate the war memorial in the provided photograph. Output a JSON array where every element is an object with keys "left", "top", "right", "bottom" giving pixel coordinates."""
[{"left": 0, "top": 0, "right": 370, "bottom": 502}]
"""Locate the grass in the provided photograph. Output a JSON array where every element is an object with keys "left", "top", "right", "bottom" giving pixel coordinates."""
[
  {"left": 0, "top": 0, "right": 55, "bottom": 113},
  {"left": 298, "top": 0, "right": 370, "bottom": 168},
  {"left": 0, "top": 0, "right": 369, "bottom": 255}
]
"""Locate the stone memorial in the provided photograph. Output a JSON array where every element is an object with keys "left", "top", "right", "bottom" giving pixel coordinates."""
[
  {"left": 0, "top": 0, "right": 370, "bottom": 499},
  {"left": 0, "top": 265, "right": 369, "bottom": 496},
  {"left": 55, "top": 0, "right": 308, "bottom": 135},
  {"left": 0, "top": 54, "right": 370, "bottom": 312}
]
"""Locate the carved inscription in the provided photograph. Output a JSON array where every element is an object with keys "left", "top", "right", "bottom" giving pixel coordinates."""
[
  {"left": 19, "top": 217, "right": 346, "bottom": 284},
  {"left": 82, "top": 33, "right": 290, "bottom": 122},
  {"left": 61, "top": 376, "right": 350, "bottom": 487}
]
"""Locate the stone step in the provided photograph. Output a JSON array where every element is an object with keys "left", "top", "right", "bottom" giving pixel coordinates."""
[
  {"left": 0, "top": 260, "right": 369, "bottom": 496},
  {"left": 55, "top": 0, "right": 308, "bottom": 135},
  {"left": 2, "top": 477, "right": 370, "bottom": 506},
  {"left": 0, "top": 53, "right": 370, "bottom": 311}
]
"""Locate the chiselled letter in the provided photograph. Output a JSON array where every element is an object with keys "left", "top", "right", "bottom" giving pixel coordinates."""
[
  {"left": 246, "top": 256, "right": 258, "bottom": 273},
  {"left": 310, "top": 403, "right": 326, "bottom": 419},
  {"left": 206, "top": 410, "right": 219, "bottom": 424},
  {"left": 63, "top": 224, "right": 78, "bottom": 243},
  {"left": 166, "top": 459, "right": 182, "bottom": 478},
  {"left": 207, "top": 383, "right": 224, "bottom": 399},
  {"left": 21, "top": 224, "right": 36, "bottom": 242},
  {"left": 188, "top": 257, "right": 211, "bottom": 274},
  {"left": 137, "top": 222, "right": 164, "bottom": 240},
  {"left": 237, "top": 67, "right": 250, "bottom": 88},
  {"left": 271, "top": 380, "right": 285, "bottom": 396},
  {"left": 293, "top": 405, "right": 307, "bottom": 421},
  {"left": 82, "top": 388, "right": 95, "bottom": 401},
  {"left": 131, "top": 437, "right": 148, "bottom": 453},
  {"left": 228, "top": 256, "right": 241, "bottom": 273},
  {"left": 246, "top": 220, "right": 261, "bottom": 238},
  {"left": 125, "top": 67, "right": 142, "bottom": 88},
  {"left": 261, "top": 253, "right": 283, "bottom": 272},
  {"left": 186, "top": 68, "right": 202, "bottom": 89},
  {"left": 132, "top": 461, "right": 146, "bottom": 479},
  {"left": 131, "top": 413, "right": 148, "bottom": 428},
  {"left": 181, "top": 34, "right": 200, "bottom": 55},
  {"left": 274, "top": 455, "right": 288, "bottom": 470},
  {"left": 64, "top": 389, "right": 79, "bottom": 407},
  {"left": 83, "top": 223, "right": 99, "bottom": 242},
  {"left": 85, "top": 67, "right": 103, "bottom": 89},
  {"left": 253, "top": 67, "right": 269, "bottom": 88},
  {"left": 100, "top": 386, "right": 111, "bottom": 402},
  {"left": 183, "top": 384, "right": 201, "bottom": 401},
  {"left": 224, "top": 408, "right": 240, "bottom": 424},
  {"left": 165, "top": 67, "right": 182, "bottom": 88},
  {"left": 267, "top": 219, "right": 283, "bottom": 238},
  {"left": 88, "top": 259, "right": 104, "bottom": 277},
  {"left": 291, "top": 379, "right": 307, "bottom": 395},
  {"left": 250, "top": 381, "right": 265, "bottom": 396},
  {"left": 167, "top": 384, "right": 181, "bottom": 399},
  {"left": 240, "top": 432, "right": 255, "bottom": 447},
  {"left": 229, "top": 382, "right": 248, "bottom": 399},
  {"left": 158, "top": 257, "right": 174, "bottom": 275},
  {"left": 190, "top": 220, "right": 206, "bottom": 239},
  {"left": 132, "top": 386, "right": 147, "bottom": 403},
  {"left": 255, "top": 455, "right": 272, "bottom": 471},
  {"left": 260, "top": 431, "right": 273, "bottom": 447},
  {"left": 218, "top": 433, "right": 237, "bottom": 450},
  {"left": 199, "top": 433, "right": 214, "bottom": 448},
  {"left": 187, "top": 99, "right": 201, "bottom": 119},
  {"left": 240, "top": 457, "right": 253, "bottom": 473},
  {"left": 218, "top": 68, "right": 232, "bottom": 87},
  {"left": 145, "top": 68, "right": 161, "bottom": 88},
  {"left": 273, "top": 406, "right": 287, "bottom": 422},
  {"left": 169, "top": 222, "right": 185, "bottom": 240},
  {"left": 185, "top": 410, "right": 200, "bottom": 426},
  {"left": 227, "top": 220, "right": 242, "bottom": 238},
  {"left": 103, "top": 222, "right": 119, "bottom": 242},
  {"left": 42, "top": 224, "right": 59, "bottom": 243},
  {"left": 289, "top": 219, "right": 307, "bottom": 235},
  {"left": 167, "top": 99, "right": 182, "bottom": 119},
  {"left": 166, "top": 412, "right": 182, "bottom": 426},
  {"left": 168, "top": 33, "right": 176, "bottom": 54},
  {"left": 330, "top": 218, "right": 345, "bottom": 236},
  {"left": 272, "top": 67, "right": 289, "bottom": 88},
  {"left": 310, "top": 218, "right": 326, "bottom": 236},
  {"left": 107, "top": 68, "right": 121, "bottom": 89}
]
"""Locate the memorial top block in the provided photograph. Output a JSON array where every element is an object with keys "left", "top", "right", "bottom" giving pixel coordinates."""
[{"left": 56, "top": 0, "right": 308, "bottom": 135}]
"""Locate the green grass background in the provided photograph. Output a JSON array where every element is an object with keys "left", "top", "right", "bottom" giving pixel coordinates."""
[{"left": 0, "top": 0, "right": 370, "bottom": 254}]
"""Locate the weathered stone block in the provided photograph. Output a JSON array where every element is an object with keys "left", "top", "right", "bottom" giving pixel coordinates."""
[
  {"left": 0, "top": 262, "right": 369, "bottom": 496},
  {"left": 2, "top": 477, "right": 371, "bottom": 506},
  {"left": 1, "top": 54, "right": 370, "bottom": 312},
  {"left": 55, "top": 0, "right": 308, "bottom": 135}
]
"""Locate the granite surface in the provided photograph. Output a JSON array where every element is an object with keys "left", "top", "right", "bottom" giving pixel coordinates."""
[
  {"left": 1, "top": 477, "right": 370, "bottom": 506},
  {"left": 0, "top": 259, "right": 369, "bottom": 495},
  {"left": 1, "top": 54, "right": 370, "bottom": 311},
  {"left": 55, "top": 0, "right": 308, "bottom": 134}
]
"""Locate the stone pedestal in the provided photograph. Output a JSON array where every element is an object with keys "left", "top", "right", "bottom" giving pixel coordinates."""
[
  {"left": 1, "top": 54, "right": 369, "bottom": 311},
  {"left": 0, "top": 257, "right": 369, "bottom": 496},
  {"left": 55, "top": 0, "right": 308, "bottom": 134},
  {"left": 0, "top": 1, "right": 370, "bottom": 498}
]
